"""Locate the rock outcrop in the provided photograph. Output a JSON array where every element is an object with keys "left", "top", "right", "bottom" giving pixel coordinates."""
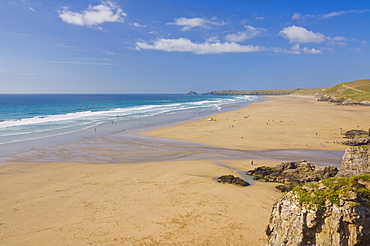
[
  {"left": 266, "top": 175, "right": 370, "bottom": 246},
  {"left": 247, "top": 160, "right": 338, "bottom": 191},
  {"left": 217, "top": 175, "right": 250, "bottom": 186},
  {"left": 341, "top": 130, "right": 370, "bottom": 146},
  {"left": 336, "top": 147, "right": 370, "bottom": 177},
  {"left": 317, "top": 95, "right": 370, "bottom": 106},
  {"left": 186, "top": 91, "right": 198, "bottom": 95},
  {"left": 342, "top": 137, "right": 370, "bottom": 146}
]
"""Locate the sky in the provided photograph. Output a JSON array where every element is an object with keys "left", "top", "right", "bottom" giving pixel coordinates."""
[{"left": 1, "top": 0, "right": 370, "bottom": 93}]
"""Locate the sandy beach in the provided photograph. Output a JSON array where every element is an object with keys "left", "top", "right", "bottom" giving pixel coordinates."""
[
  {"left": 1, "top": 96, "right": 369, "bottom": 245},
  {"left": 142, "top": 96, "right": 370, "bottom": 151}
]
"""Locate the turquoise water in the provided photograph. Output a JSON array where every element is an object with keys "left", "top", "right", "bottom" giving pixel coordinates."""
[
  {"left": 0, "top": 94, "right": 258, "bottom": 157},
  {"left": 0, "top": 94, "right": 343, "bottom": 167}
]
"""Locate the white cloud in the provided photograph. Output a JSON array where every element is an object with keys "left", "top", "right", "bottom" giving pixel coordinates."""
[
  {"left": 292, "top": 9, "right": 370, "bottom": 20},
  {"left": 273, "top": 44, "right": 322, "bottom": 55},
  {"left": 327, "top": 36, "right": 348, "bottom": 46},
  {"left": 58, "top": 1, "right": 126, "bottom": 29},
  {"left": 168, "top": 17, "right": 226, "bottom": 31},
  {"left": 135, "top": 38, "right": 265, "bottom": 54},
  {"left": 225, "top": 25, "right": 266, "bottom": 42},
  {"left": 322, "top": 9, "right": 369, "bottom": 18},
  {"left": 206, "top": 36, "right": 220, "bottom": 43},
  {"left": 291, "top": 13, "right": 314, "bottom": 20},
  {"left": 130, "top": 22, "right": 146, "bottom": 28},
  {"left": 279, "top": 25, "right": 326, "bottom": 44},
  {"left": 330, "top": 36, "right": 347, "bottom": 41}
]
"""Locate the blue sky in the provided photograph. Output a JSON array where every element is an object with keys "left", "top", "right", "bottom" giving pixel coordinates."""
[{"left": 1, "top": 0, "right": 369, "bottom": 93}]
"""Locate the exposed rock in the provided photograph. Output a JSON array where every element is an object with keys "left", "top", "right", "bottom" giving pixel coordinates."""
[
  {"left": 342, "top": 137, "right": 370, "bottom": 146},
  {"left": 317, "top": 95, "right": 370, "bottom": 106},
  {"left": 315, "top": 165, "right": 340, "bottom": 179},
  {"left": 217, "top": 175, "right": 250, "bottom": 186},
  {"left": 186, "top": 91, "right": 198, "bottom": 95},
  {"left": 341, "top": 130, "right": 370, "bottom": 146},
  {"left": 247, "top": 160, "right": 338, "bottom": 191},
  {"left": 336, "top": 147, "right": 370, "bottom": 177},
  {"left": 344, "top": 129, "right": 369, "bottom": 138},
  {"left": 266, "top": 175, "right": 370, "bottom": 246}
]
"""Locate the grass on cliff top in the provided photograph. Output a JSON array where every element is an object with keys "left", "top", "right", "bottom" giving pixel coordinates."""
[
  {"left": 209, "top": 79, "right": 370, "bottom": 101},
  {"left": 321, "top": 79, "right": 370, "bottom": 101},
  {"left": 292, "top": 174, "right": 370, "bottom": 210},
  {"left": 211, "top": 88, "right": 323, "bottom": 96}
]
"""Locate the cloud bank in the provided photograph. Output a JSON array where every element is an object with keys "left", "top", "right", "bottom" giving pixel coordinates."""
[
  {"left": 58, "top": 1, "right": 126, "bottom": 29},
  {"left": 135, "top": 38, "right": 265, "bottom": 54}
]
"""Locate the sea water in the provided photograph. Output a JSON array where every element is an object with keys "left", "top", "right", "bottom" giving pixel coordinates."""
[{"left": 0, "top": 94, "right": 258, "bottom": 158}]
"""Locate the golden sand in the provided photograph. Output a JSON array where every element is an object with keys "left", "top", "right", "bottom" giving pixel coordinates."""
[
  {"left": 142, "top": 96, "right": 370, "bottom": 151},
  {"left": 1, "top": 96, "right": 369, "bottom": 245}
]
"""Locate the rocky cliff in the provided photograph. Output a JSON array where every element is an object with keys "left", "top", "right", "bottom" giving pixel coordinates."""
[
  {"left": 266, "top": 147, "right": 370, "bottom": 246},
  {"left": 336, "top": 147, "right": 370, "bottom": 177},
  {"left": 266, "top": 175, "right": 370, "bottom": 246}
]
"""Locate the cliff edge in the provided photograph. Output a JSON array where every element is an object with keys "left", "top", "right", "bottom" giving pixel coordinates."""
[{"left": 266, "top": 147, "right": 370, "bottom": 246}]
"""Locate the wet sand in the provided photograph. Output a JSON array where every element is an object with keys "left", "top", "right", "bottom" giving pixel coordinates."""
[
  {"left": 142, "top": 96, "right": 370, "bottom": 151},
  {"left": 1, "top": 96, "right": 369, "bottom": 245}
]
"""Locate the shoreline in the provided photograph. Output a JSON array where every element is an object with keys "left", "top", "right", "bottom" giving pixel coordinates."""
[
  {"left": 0, "top": 95, "right": 259, "bottom": 162},
  {"left": 1, "top": 95, "right": 369, "bottom": 245},
  {"left": 141, "top": 95, "right": 370, "bottom": 151}
]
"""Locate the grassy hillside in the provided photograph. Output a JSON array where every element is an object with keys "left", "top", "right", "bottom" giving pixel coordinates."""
[
  {"left": 207, "top": 88, "right": 323, "bottom": 96},
  {"left": 319, "top": 79, "right": 370, "bottom": 101},
  {"left": 207, "top": 80, "right": 370, "bottom": 104}
]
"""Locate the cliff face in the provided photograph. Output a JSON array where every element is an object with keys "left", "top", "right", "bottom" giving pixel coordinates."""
[
  {"left": 266, "top": 147, "right": 370, "bottom": 246},
  {"left": 266, "top": 190, "right": 370, "bottom": 246},
  {"left": 337, "top": 147, "right": 370, "bottom": 177}
]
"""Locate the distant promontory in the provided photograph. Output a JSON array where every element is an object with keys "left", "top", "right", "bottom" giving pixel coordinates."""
[
  {"left": 205, "top": 79, "right": 370, "bottom": 106},
  {"left": 186, "top": 91, "right": 198, "bottom": 95}
]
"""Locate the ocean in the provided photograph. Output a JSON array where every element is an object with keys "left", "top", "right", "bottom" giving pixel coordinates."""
[{"left": 0, "top": 94, "right": 258, "bottom": 159}]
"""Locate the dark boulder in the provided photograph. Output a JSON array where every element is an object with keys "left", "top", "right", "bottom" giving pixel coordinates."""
[
  {"left": 217, "top": 175, "right": 250, "bottom": 186},
  {"left": 342, "top": 136, "right": 370, "bottom": 146}
]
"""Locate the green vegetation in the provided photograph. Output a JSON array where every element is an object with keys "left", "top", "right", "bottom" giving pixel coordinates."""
[
  {"left": 206, "top": 79, "right": 370, "bottom": 102},
  {"left": 292, "top": 174, "right": 370, "bottom": 210},
  {"left": 320, "top": 79, "right": 370, "bottom": 101},
  {"left": 208, "top": 88, "right": 323, "bottom": 96}
]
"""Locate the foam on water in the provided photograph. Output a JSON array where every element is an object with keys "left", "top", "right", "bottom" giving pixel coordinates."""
[{"left": 0, "top": 94, "right": 258, "bottom": 157}]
